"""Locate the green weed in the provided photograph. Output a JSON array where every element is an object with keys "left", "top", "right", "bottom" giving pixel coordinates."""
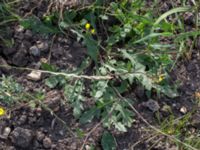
[{"left": 1, "top": 0, "right": 199, "bottom": 133}]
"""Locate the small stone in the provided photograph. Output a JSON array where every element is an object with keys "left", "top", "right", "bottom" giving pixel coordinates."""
[
  {"left": 85, "top": 145, "right": 91, "bottom": 150},
  {"left": 191, "top": 112, "right": 200, "bottom": 128},
  {"left": 24, "top": 30, "right": 33, "bottom": 39},
  {"left": 12, "top": 51, "right": 28, "bottom": 67},
  {"left": 143, "top": 99, "right": 160, "bottom": 112},
  {"left": 29, "top": 46, "right": 40, "bottom": 57},
  {"left": 10, "top": 127, "right": 33, "bottom": 148},
  {"left": 40, "top": 58, "right": 48, "bottom": 63},
  {"left": 36, "top": 131, "right": 45, "bottom": 142},
  {"left": 36, "top": 41, "right": 49, "bottom": 52},
  {"left": 180, "top": 106, "right": 187, "bottom": 114},
  {"left": 27, "top": 70, "right": 42, "bottom": 81},
  {"left": 0, "top": 127, "right": 11, "bottom": 139},
  {"left": 18, "top": 115, "right": 27, "bottom": 125},
  {"left": 0, "top": 56, "right": 11, "bottom": 72},
  {"left": 15, "top": 25, "right": 24, "bottom": 32},
  {"left": 43, "top": 137, "right": 52, "bottom": 149},
  {"left": 43, "top": 90, "right": 61, "bottom": 111}
]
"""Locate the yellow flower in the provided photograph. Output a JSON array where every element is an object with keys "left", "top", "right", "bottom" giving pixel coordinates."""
[
  {"left": 91, "top": 29, "right": 95, "bottom": 34},
  {"left": 85, "top": 23, "right": 91, "bottom": 30},
  {"left": 155, "top": 74, "right": 165, "bottom": 83},
  {"left": 0, "top": 107, "right": 6, "bottom": 116},
  {"left": 158, "top": 74, "right": 165, "bottom": 82}
]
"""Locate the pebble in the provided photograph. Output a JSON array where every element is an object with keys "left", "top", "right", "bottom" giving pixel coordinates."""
[
  {"left": 27, "top": 70, "right": 42, "bottom": 81},
  {"left": 0, "top": 56, "right": 11, "bottom": 73},
  {"left": 10, "top": 127, "right": 33, "bottom": 148},
  {"left": 15, "top": 25, "right": 24, "bottom": 32},
  {"left": 180, "top": 106, "right": 187, "bottom": 114},
  {"left": 29, "top": 46, "right": 40, "bottom": 57},
  {"left": 24, "top": 30, "right": 33, "bottom": 39},
  {"left": 18, "top": 115, "right": 27, "bottom": 125},
  {"left": 191, "top": 112, "right": 200, "bottom": 128},
  {"left": 143, "top": 99, "right": 160, "bottom": 112},
  {"left": 12, "top": 51, "right": 28, "bottom": 67},
  {"left": 0, "top": 127, "right": 11, "bottom": 139},
  {"left": 85, "top": 145, "right": 91, "bottom": 150},
  {"left": 43, "top": 137, "right": 52, "bottom": 149},
  {"left": 36, "top": 41, "right": 49, "bottom": 52},
  {"left": 36, "top": 131, "right": 45, "bottom": 142}
]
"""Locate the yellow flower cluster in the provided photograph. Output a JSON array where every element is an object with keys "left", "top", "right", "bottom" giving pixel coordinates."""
[{"left": 85, "top": 23, "right": 96, "bottom": 34}]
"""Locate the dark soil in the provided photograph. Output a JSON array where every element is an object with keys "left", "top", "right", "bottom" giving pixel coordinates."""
[{"left": 1, "top": 0, "right": 200, "bottom": 150}]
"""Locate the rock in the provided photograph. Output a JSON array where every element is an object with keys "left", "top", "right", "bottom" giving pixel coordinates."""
[
  {"left": 44, "top": 90, "right": 61, "bottom": 111},
  {"left": 12, "top": 51, "right": 28, "bottom": 66},
  {"left": 43, "top": 137, "right": 52, "bottom": 149},
  {"left": 10, "top": 127, "right": 33, "bottom": 148},
  {"left": 2, "top": 127, "right": 11, "bottom": 139},
  {"left": 143, "top": 99, "right": 160, "bottom": 112},
  {"left": 27, "top": 70, "right": 42, "bottom": 81},
  {"left": 191, "top": 112, "right": 200, "bottom": 128},
  {"left": 180, "top": 106, "right": 187, "bottom": 114},
  {"left": 15, "top": 25, "right": 24, "bottom": 33},
  {"left": 0, "top": 127, "right": 11, "bottom": 140},
  {"left": 29, "top": 46, "right": 40, "bottom": 57},
  {"left": 3, "top": 47, "right": 17, "bottom": 56},
  {"left": 0, "top": 56, "right": 11, "bottom": 73},
  {"left": 36, "top": 41, "right": 49, "bottom": 53},
  {"left": 18, "top": 114, "right": 27, "bottom": 125},
  {"left": 36, "top": 131, "right": 45, "bottom": 142},
  {"left": 24, "top": 30, "right": 33, "bottom": 39},
  {"left": 85, "top": 145, "right": 91, "bottom": 150}
]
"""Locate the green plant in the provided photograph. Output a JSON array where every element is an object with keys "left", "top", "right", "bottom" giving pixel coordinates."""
[
  {"left": 16, "top": 0, "right": 199, "bottom": 132},
  {"left": 0, "top": 76, "right": 23, "bottom": 104},
  {"left": 0, "top": 0, "right": 20, "bottom": 47},
  {"left": 153, "top": 113, "right": 200, "bottom": 150}
]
